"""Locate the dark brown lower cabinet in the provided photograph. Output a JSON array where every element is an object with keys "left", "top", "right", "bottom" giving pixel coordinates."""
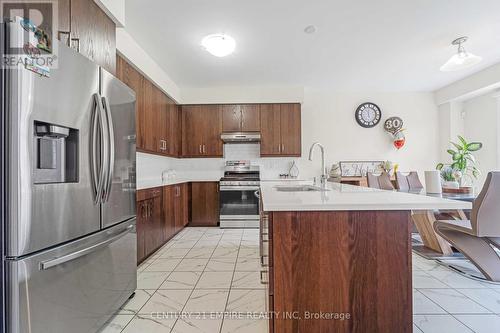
[
  {"left": 190, "top": 182, "right": 219, "bottom": 226},
  {"left": 262, "top": 210, "right": 412, "bottom": 333},
  {"left": 137, "top": 183, "right": 192, "bottom": 264},
  {"left": 136, "top": 187, "right": 162, "bottom": 264},
  {"left": 174, "top": 183, "right": 190, "bottom": 231},
  {"left": 163, "top": 185, "right": 176, "bottom": 242},
  {"left": 136, "top": 200, "right": 148, "bottom": 264}
]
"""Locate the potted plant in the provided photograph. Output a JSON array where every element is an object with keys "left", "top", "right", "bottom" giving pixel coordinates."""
[
  {"left": 438, "top": 165, "right": 460, "bottom": 189},
  {"left": 436, "top": 135, "right": 482, "bottom": 187}
]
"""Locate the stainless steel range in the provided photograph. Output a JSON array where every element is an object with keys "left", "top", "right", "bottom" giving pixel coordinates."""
[{"left": 219, "top": 161, "right": 260, "bottom": 228}]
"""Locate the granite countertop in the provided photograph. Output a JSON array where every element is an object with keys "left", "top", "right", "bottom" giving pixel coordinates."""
[{"left": 260, "top": 180, "right": 472, "bottom": 212}]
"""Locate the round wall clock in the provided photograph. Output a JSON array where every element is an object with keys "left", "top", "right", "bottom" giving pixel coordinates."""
[{"left": 355, "top": 102, "right": 382, "bottom": 128}]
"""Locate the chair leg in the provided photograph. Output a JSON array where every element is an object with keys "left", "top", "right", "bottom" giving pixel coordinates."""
[{"left": 435, "top": 228, "right": 500, "bottom": 282}]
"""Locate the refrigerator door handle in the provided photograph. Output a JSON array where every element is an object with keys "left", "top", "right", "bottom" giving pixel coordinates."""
[
  {"left": 92, "top": 93, "right": 107, "bottom": 204},
  {"left": 101, "top": 96, "right": 115, "bottom": 203},
  {"left": 90, "top": 95, "right": 100, "bottom": 203},
  {"left": 39, "top": 224, "right": 134, "bottom": 270}
]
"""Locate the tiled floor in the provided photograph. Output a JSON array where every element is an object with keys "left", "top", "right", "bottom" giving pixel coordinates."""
[{"left": 100, "top": 227, "right": 500, "bottom": 333}]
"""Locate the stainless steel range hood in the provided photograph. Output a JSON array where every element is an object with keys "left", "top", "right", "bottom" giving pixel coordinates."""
[{"left": 221, "top": 132, "right": 261, "bottom": 143}]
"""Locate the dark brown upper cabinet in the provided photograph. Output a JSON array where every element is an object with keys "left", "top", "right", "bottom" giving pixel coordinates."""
[
  {"left": 117, "top": 55, "right": 180, "bottom": 157},
  {"left": 141, "top": 78, "right": 157, "bottom": 152},
  {"left": 260, "top": 104, "right": 282, "bottom": 155},
  {"left": 279, "top": 103, "right": 301, "bottom": 156},
  {"left": 167, "top": 103, "right": 181, "bottom": 156},
  {"left": 221, "top": 105, "right": 241, "bottom": 132},
  {"left": 222, "top": 104, "right": 260, "bottom": 132},
  {"left": 241, "top": 104, "right": 261, "bottom": 131},
  {"left": 260, "top": 103, "right": 301, "bottom": 157},
  {"left": 181, "top": 105, "right": 223, "bottom": 157},
  {"left": 56, "top": 0, "right": 71, "bottom": 45},
  {"left": 70, "top": 0, "right": 116, "bottom": 74}
]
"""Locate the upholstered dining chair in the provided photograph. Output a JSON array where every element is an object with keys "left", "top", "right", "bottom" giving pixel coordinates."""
[
  {"left": 367, "top": 172, "right": 395, "bottom": 190},
  {"left": 396, "top": 171, "right": 424, "bottom": 191},
  {"left": 433, "top": 172, "right": 500, "bottom": 282}
]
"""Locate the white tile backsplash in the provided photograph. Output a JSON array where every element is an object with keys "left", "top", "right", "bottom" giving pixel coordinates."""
[{"left": 137, "top": 143, "right": 303, "bottom": 185}]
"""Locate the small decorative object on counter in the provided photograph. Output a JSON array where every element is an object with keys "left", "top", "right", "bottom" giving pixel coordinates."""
[
  {"left": 339, "top": 160, "right": 384, "bottom": 177},
  {"left": 384, "top": 116, "right": 406, "bottom": 150},
  {"left": 439, "top": 165, "right": 460, "bottom": 189},
  {"left": 381, "top": 160, "right": 394, "bottom": 174},
  {"left": 328, "top": 163, "right": 342, "bottom": 182},
  {"left": 161, "top": 169, "right": 176, "bottom": 183},
  {"left": 288, "top": 161, "right": 299, "bottom": 178}
]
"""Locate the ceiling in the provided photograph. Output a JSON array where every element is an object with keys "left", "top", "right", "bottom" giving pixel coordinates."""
[{"left": 125, "top": 0, "right": 500, "bottom": 91}]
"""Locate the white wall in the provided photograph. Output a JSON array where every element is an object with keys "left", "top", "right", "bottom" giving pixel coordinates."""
[
  {"left": 435, "top": 62, "right": 500, "bottom": 105},
  {"left": 94, "top": 0, "right": 125, "bottom": 27},
  {"left": 297, "top": 90, "right": 440, "bottom": 179},
  {"left": 462, "top": 93, "right": 499, "bottom": 187},
  {"left": 181, "top": 86, "right": 304, "bottom": 104},
  {"left": 116, "top": 28, "right": 181, "bottom": 102}
]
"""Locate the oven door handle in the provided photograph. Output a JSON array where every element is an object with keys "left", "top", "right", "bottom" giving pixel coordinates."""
[
  {"left": 219, "top": 186, "right": 260, "bottom": 191},
  {"left": 254, "top": 190, "right": 260, "bottom": 199}
]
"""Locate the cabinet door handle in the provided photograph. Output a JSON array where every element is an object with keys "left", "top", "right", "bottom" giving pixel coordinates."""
[
  {"left": 159, "top": 140, "right": 167, "bottom": 151},
  {"left": 278, "top": 144, "right": 281, "bottom": 153},
  {"left": 70, "top": 38, "right": 80, "bottom": 52},
  {"left": 202, "top": 144, "right": 206, "bottom": 154},
  {"left": 281, "top": 144, "right": 285, "bottom": 152},
  {"left": 57, "top": 31, "right": 71, "bottom": 46},
  {"left": 260, "top": 270, "right": 268, "bottom": 284},
  {"left": 199, "top": 145, "right": 202, "bottom": 154}
]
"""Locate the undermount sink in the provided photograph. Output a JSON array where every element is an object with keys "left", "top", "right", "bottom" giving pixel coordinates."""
[{"left": 274, "top": 185, "right": 330, "bottom": 192}]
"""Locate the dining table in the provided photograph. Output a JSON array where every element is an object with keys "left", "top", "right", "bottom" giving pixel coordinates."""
[{"left": 405, "top": 189, "right": 475, "bottom": 256}]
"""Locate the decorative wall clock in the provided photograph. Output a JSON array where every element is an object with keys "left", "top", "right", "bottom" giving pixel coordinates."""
[{"left": 355, "top": 102, "right": 382, "bottom": 128}]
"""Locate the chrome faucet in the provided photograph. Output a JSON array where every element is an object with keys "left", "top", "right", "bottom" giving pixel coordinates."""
[{"left": 308, "top": 142, "right": 328, "bottom": 187}]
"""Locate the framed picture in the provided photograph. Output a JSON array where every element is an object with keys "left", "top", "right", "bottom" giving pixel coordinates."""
[{"left": 339, "top": 161, "right": 383, "bottom": 177}]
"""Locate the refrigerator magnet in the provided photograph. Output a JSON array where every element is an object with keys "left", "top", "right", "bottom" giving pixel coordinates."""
[{"left": 24, "top": 59, "right": 50, "bottom": 77}]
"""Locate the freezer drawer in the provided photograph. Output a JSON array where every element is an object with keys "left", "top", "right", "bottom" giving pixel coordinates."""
[{"left": 5, "top": 219, "right": 137, "bottom": 333}]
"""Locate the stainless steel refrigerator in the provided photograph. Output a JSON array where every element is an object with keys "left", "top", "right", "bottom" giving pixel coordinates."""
[{"left": 1, "top": 18, "right": 137, "bottom": 333}]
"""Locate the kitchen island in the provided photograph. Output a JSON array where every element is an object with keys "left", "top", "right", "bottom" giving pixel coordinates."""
[{"left": 259, "top": 181, "right": 471, "bottom": 333}]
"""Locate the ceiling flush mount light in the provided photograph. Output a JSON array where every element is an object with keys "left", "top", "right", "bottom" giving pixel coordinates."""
[
  {"left": 304, "top": 25, "right": 317, "bottom": 34},
  {"left": 440, "top": 36, "right": 482, "bottom": 72},
  {"left": 201, "top": 34, "right": 236, "bottom": 57}
]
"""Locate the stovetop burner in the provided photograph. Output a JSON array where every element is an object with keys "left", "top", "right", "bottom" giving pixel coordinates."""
[{"left": 220, "top": 160, "right": 260, "bottom": 185}]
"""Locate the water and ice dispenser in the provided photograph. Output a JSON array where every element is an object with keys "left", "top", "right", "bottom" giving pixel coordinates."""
[{"left": 33, "top": 121, "right": 78, "bottom": 184}]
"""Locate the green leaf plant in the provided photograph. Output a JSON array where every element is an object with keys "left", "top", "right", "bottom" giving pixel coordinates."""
[{"left": 436, "top": 135, "right": 483, "bottom": 185}]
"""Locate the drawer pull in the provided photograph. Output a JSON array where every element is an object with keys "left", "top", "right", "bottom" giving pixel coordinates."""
[{"left": 260, "top": 270, "right": 268, "bottom": 284}]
